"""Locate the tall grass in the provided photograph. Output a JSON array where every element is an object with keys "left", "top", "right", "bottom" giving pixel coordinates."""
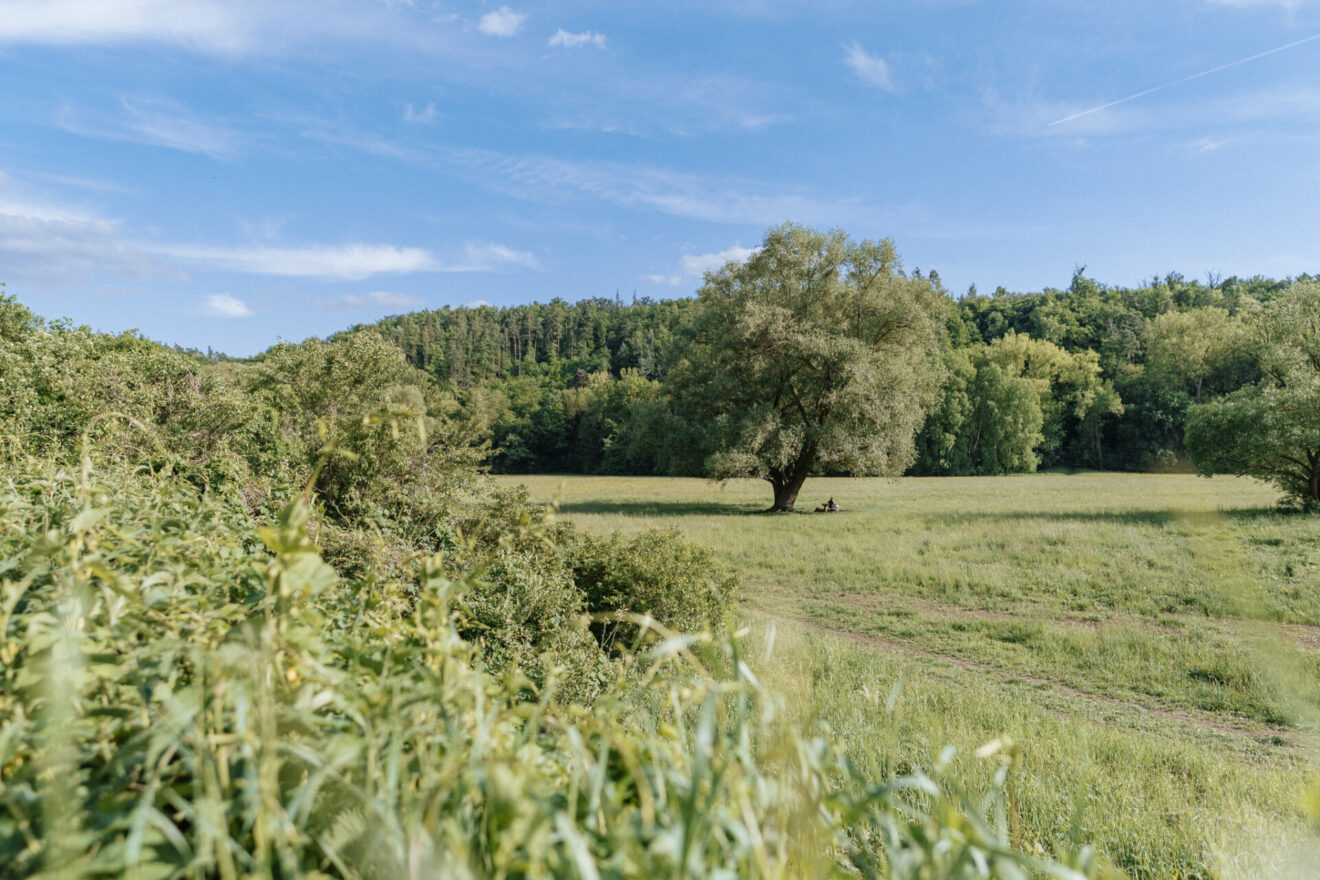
[
  {"left": 1, "top": 459, "right": 1101, "bottom": 878},
  {"left": 507, "top": 472, "right": 1320, "bottom": 877}
]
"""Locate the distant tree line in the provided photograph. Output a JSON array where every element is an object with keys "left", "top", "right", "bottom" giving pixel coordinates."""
[{"left": 357, "top": 267, "right": 1311, "bottom": 482}]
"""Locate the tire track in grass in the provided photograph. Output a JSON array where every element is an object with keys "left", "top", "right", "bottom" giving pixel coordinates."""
[{"left": 753, "top": 607, "right": 1320, "bottom": 756}]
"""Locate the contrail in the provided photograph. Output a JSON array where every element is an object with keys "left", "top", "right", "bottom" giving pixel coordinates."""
[{"left": 1049, "top": 32, "right": 1320, "bottom": 126}]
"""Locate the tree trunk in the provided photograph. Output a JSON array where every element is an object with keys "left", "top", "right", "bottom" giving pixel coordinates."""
[{"left": 766, "top": 445, "right": 817, "bottom": 512}]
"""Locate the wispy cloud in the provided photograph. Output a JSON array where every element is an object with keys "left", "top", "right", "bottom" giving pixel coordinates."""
[
  {"left": 450, "top": 147, "right": 860, "bottom": 226},
  {"left": 642, "top": 273, "right": 684, "bottom": 286},
  {"left": 479, "top": 7, "right": 526, "bottom": 37},
  {"left": 404, "top": 102, "right": 437, "bottom": 125},
  {"left": 121, "top": 98, "right": 240, "bottom": 158},
  {"left": 1049, "top": 32, "right": 1320, "bottom": 127},
  {"left": 30, "top": 171, "right": 138, "bottom": 196},
  {"left": 549, "top": 29, "right": 606, "bottom": 49},
  {"left": 203, "top": 294, "right": 252, "bottom": 317},
  {"left": 289, "top": 119, "right": 857, "bottom": 226},
  {"left": 58, "top": 98, "right": 241, "bottom": 159},
  {"left": 149, "top": 242, "right": 438, "bottom": 280},
  {"left": 844, "top": 42, "right": 895, "bottom": 92},
  {"left": 464, "top": 299, "right": 493, "bottom": 308},
  {"left": 452, "top": 242, "right": 540, "bottom": 271},
  {"left": 149, "top": 239, "right": 537, "bottom": 279},
  {"left": 294, "top": 117, "right": 427, "bottom": 163},
  {"left": 0, "top": 192, "right": 167, "bottom": 286},
  {"left": 314, "top": 290, "right": 426, "bottom": 312}
]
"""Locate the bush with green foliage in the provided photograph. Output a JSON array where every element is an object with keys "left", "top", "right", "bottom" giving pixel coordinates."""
[
  {"left": 0, "top": 293, "right": 281, "bottom": 489},
  {"left": 0, "top": 297, "right": 734, "bottom": 702},
  {"left": 565, "top": 529, "right": 738, "bottom": 652},
  {"left": 0, "top": 456, "right": 1101, "bottom": 878}
]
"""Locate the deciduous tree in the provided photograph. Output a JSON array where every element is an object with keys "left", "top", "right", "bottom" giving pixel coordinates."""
[
  {"left": 671, "top": 223, "right": 947, "bottom": 511},
  {"left": 1145, "top": 307, "right": 1241, "bottom": 403},
  {"left": 1186, "top": 282, "right": 1320, "bottom": 509}
]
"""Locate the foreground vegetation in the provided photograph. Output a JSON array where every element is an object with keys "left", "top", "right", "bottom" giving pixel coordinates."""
[
  {"left": 0, "top": 293, "right": 1103, "bottom": 877},
  {"left": 510, "top": 472, "right": 1320, "bottom": 877}
]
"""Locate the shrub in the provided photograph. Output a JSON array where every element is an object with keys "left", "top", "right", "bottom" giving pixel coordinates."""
[{"left": 566, "top": 529, "right": 738, "bottom": 652}]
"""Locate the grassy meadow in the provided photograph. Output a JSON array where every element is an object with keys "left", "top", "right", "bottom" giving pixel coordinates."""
[{"left": 502, "top": 472, "right": 1320, "bottom": 878}]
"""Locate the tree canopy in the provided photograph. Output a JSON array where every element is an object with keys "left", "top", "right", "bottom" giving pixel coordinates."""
[
  {"left": 669, "top": 223, "right": 948, "bottom": 511},
  {"left": 1186, "top": 282, "right": 1320, "bottom": 509},
  {"left": 347, "top": 265, "right": 1315, "bottom": 480}
]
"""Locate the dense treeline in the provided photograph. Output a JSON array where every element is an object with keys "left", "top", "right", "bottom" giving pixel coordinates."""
[
  {"left": 359, "top": 270, "right": 1309, "bottom": 478},
  {"left": 0, "top": 291, "right": 1100, "bottom": 877},
  {"left": 369, "top": 295, "right": 692, "bottom": 384}
]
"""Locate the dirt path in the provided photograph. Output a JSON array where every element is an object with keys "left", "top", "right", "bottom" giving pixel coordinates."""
[{"left": 752, "top": 605, "right": 1320, "bottom": 756}]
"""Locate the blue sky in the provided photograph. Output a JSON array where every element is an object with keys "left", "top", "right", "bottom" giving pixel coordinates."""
[{"left": 2, "top": 0, "right": 1319, "bottom": 355}]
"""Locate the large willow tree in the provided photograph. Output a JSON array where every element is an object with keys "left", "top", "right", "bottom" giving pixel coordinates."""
[{"left": 672, "top": 223, "right": 948, "bottom": 511}]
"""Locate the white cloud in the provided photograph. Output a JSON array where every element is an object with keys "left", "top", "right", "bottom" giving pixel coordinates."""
[
  {"left": 464, "top": 299, "right": 493, "bottom": 308},
  {"left": 203, "top": 294, "right": 252, "bottom": 318},
  {"left": 643, "top": 245, "right": 758, "bottom": 287},
  {"left": 149, "top": 239, "right": 537, "bottom": 279},
  {"left": 844, "top": 42, "right": 895, "bottom": 91},
  {"left": 150, "top": 242, "right": 438, "bottom": 280},
  {"left": 0, "top": 0, "right": 253, "bottom": 52},
  {"left": 0, "top": 175, "right": 533, "bottom": 292},
  {"left": 0, "top": 1, "right": 496, "bottom": 60},
  {"left": 680, "top": 245, "right": 759, "bottom": 277},
  {"left": 316, "top": 290, "right": 426, "bottom": 311},
  {"left": 549, "top": 29, "right": 605, "bottom": 49},
  {"left": 478, "top": 7, "right": 525, "bottom": 37}
]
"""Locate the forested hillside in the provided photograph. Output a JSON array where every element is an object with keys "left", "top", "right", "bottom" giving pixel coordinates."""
[{"left": 358, "top": 270, "right": 1306, "bottom": 477}]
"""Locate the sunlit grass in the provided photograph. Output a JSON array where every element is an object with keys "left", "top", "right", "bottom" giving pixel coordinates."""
[{"left": 502, "top": 471, "right": 1320, "bottom": 877}]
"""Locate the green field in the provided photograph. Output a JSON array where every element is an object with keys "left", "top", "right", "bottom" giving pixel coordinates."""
[{"left": 502, "top": 472, "right": 1320, "bottom": 878}]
